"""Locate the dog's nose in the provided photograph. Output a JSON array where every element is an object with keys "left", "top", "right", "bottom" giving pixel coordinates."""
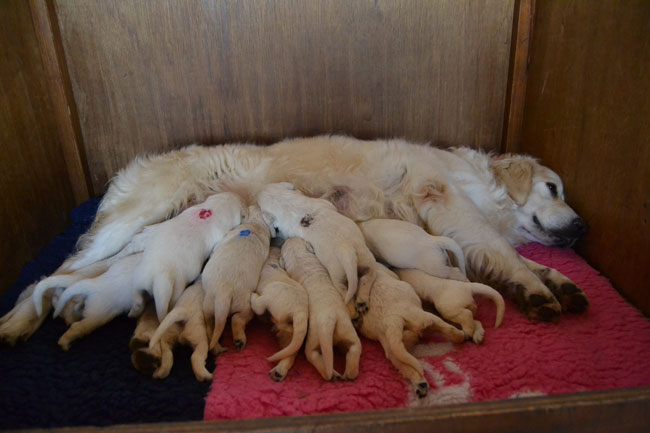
[{"left": 570, "top": 217, "right": 588, "bottom": 237}]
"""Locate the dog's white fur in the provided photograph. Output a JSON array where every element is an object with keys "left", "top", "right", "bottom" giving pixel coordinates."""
[
  {"left": 51, "top": 253, "right": 143, "bottom": 350},
  {"left": 396, "top": 268, "right": 505, "bottom": 344},
  {"left": 0, "top": 136, "right": 588, "bottom": 344},
  {"left": 354, "top": 263, "right": 465, "bottom": 397},
  {"left": 251, "top": 247, "right": 309, "bottom": 381},
  {"left": 358, "top": 218, "right": 467, "bottom": 281},
  {"left": 201, "top": 205, "right": 271, "bottom": 353},
  {"left": 147, "top": 279, "right": 213, "bottom": 382},
  {"left": 258, "top": 182, "right": 377, "bottom": 310},
  {"left": 133, "top": 192, "right": 245, "bottom": 321},
  {"left": 281, "top": 237, "right": 362, "bottom": 381}
]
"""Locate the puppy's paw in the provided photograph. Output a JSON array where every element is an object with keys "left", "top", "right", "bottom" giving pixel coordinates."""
[
  {"left": 129, "top": 337, "right": 149, "bottom": 352},
  {"left": 331, "top": 371, "right": 343, "bottom": 382},
  {"left": 194, "top": 369, "right": 213, "bottom": 383},
  {"left": 57, "top": 337, "right": 72, "bottom": 352},
  {"left": 211, "top": 344, "right": 228, "bottom": 356},
  {"left": 233, "top": 339, "right": 246, "bottom": 350},
  {"left": 131, "top": 349, "right": 162, "bottom": 375},
  {"left": 355, "top": 301, "right": 369, "bottom": 316},
  {"left": 269, "top": 367, "right": 286, "bottom": 382},
  {"left": 472, "top": 321, "right": 485, "bottom": 345},
  {"left": 415, "top": 381, "right": 429, "bottom": 398}
]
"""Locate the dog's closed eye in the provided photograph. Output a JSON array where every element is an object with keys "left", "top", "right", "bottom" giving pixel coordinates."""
[{"left": 546, "top": 182, "right": 558, "bottom": 198}]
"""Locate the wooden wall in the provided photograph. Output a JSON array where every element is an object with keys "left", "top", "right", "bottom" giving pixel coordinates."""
[
  {"left": 517, "top": 1, "right": 650, "bottom": 315},
  {"left": 0, "top": 0, "right": 76, "bottom": 294},
  {"left": 53, "top": 0, "right": 515, "bottom": 193}
]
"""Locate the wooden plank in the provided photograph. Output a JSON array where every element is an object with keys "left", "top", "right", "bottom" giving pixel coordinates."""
[
  {"left": 501, "top": 0, "right": 535, "bottom": 153},
  {"left": 519, "top": 1, "right": 650, "bottom": 315},
  {"left": 29, "top": 0, "right": 92, "bottom": 203},
  {"left": 53, "top": 0, "right": 515, "bottom": 193},
  {"left": 0, "top": 0, "right": 75, "bottom": 295},
  {"left": 11, "top": 387, "right": 650, "bottom": 433}
]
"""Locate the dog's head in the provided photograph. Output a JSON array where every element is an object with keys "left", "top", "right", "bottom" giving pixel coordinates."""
[{"left": 491, "top": 156, "right": 587, "bottom": 248}]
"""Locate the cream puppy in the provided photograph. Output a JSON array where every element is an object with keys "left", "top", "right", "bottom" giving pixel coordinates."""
[
  {"left": 129, "top": 304, "right": 179, "bottom": 379},
  {"left": 135, "top": 191, "right": 246, "bottom": 321},
  {"left": 280, "top": 237, "right": 362, "bottom": 381},
  {"left": 147, "top": 279, "right": 213, "bottom": 382},
  {"left": 358, "top": 218, "right": 467, "bottom": 281},
  {"left": 354, "top": 263, "right": 465, "bottom": 398},
  {"left": 258, "top": 183, "right": 377, "bottom": 312},
  {"left": 396, "top": 268, "right": 505, "bottom": 344},
  {"left": 202, "top": 204, "right": 271, "bottom": 353},
  {"left": 52, "top": 253, "right": 144, "bottom": 350},
  {"left": 251, "top": 247, "right": 309, "bottom": 381}
]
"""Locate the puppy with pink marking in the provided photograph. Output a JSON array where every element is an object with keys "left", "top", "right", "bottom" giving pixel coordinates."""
[
  {"left": 134, "top": 192, "right": 246, "bottom": 321},
  {"left": 258, "top": 183, "right": 377, "bottom": 313}
]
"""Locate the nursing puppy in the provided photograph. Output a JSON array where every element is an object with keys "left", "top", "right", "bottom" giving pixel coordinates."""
[
  {"left": 258, "top": 182, "right": 377, "bottom": 313},
  {"left": 129, "top": 304, "right": 179, "bottom": 379},
  {"left": 281, "top": 237, "right": 362, "bottom": 381},
  {"left": 52, "top": 253, "right": 144, "bottom": 350},
  {"left": 354, "top": 263, "right": 465, "bottom": 397},
  {"left": 358, "top": 218, "right": 467, "bottom": 281},
  {"left": 135, "top": 191, "right": 245, "bottom": 321},
  {"left": 147, "top": 280, "right": 212, "bottom": 382},
  {"left": 396, "top": 268, "right": 505, "bottom": 344},
  {"left": 202, "top": 204, "right": 271, "bottom": 353},
  {"left": 251, "top": 247, "right": 309, "bottom": 381}
]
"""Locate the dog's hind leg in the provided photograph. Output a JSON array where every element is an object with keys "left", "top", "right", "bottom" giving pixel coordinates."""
[
  {"left": 336, "top": 319, "right": 361, "bottom": 380},
  {"left": 190, "top": 339, "right": 212, "bottom": 382},
  {"left": 380, "top": 322, "right": 429, "bottom": 398},
  {"left": 58, "top": 314, "right": 115, "bottom": 351},
  {"left": 231, "top": 307, "right": 254, "bottom": 350}
]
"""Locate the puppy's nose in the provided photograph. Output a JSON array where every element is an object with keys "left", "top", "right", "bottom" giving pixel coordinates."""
[{"left": 570, "top": 217, "right": 588, "bottom": 237}]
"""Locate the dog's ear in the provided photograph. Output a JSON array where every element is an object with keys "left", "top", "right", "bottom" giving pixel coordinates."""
[
  {"left": 279, "top": 182, "right": 295, "bottom": 190},
  {"left": 491, "top": 158, "right": 533, "bottom": 206},
  {"left": 261, "top": 211, "right": 277, "bottom": 237}
]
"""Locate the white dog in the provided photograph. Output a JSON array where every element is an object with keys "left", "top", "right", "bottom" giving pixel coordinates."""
[
  {"left": 251, "top": 247, "right": 309, "bottom": 381},
  {"left": 133, "top": 191, "right": 245, "bottom": 321},
  {"left": 258, "top": 182, "right": 377, "bottom": 313},
  {"left": 353, "top": 263, "right": 465, "bottom": 397},
  {"left": 358, "top": 218, "right": 467, "bottom": 281},
  {"left": 281, "top": 237, "right": 362, "bottom": 381},
  {"left": 202, "top": 205, "right": 271, "bottom": 353},
  {"left": 1, "top": 136, "right": 589, "bottom": 344},
  {"left": 396, "top": 268, "right": 505, "bottom": 344}
]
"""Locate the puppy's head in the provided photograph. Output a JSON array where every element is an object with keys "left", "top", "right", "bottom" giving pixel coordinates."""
[{"left": 491, "top": 156, "right": 587, "bottom": 248}]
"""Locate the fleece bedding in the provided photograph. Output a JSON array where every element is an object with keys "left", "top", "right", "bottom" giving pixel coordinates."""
[{"left": 1, "top": 199, "right": 650, "bottom": 430}]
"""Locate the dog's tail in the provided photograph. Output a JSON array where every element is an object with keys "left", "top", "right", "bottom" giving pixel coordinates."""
[
  {"left": 152, "top": 272, "right": 178, "bottom": 322},
  {"left": 52, "top": 283, "right": 90, "bottom": 318},
  {"left": 336, "top": 246, "right": 359, "bottom": 304},
  {"left": 470, "top": 283, "right": 505, "bottom": 328},
  {"left": 33, "top": 275, "right": 74, "bottom": 317},
  {"left": 208, "top": 287, "right": 233, "bottom": 351},
  {"left": 267, "top": 311, "right": 308, "bottom": 362},
  {"left": 439, "top": 237, "right": 467, "bottom": 276},
  {"left": 148, "top": 307, "right": 186, "bottom": 349}
]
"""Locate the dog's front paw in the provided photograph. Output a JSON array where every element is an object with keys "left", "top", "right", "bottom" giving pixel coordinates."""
[
  {"left": 510, "top": 283, "right": 561, "bottom": 322},
  {"left": 546, "top": 281, "right": 589, "bottom": 314},
  {"left": 269, "top": 367, "right": 286, "bottom": 382},
  {"left": 233, "top": 339, "right": 246, "bottom": 350},
  {"left": 415, "top": 381, "right": 429, "bottom": 398}
]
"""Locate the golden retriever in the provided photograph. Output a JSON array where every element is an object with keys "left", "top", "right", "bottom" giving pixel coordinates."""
[{"left": 0, "top": 136, "right": 588, "bottom": 344}]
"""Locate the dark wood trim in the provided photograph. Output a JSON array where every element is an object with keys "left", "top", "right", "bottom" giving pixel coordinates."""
[
  {"left": 29, "top": 0, "right": 92, "bottom": 203},
  {"left": 12, "top": 387, "right": 650, "bottom": 433},
  {"left": 502, "top": 0, "right": 535, "bottom": 154}
]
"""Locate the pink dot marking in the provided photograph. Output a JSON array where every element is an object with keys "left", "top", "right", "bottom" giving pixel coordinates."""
[{"left": 199, "top": 209, "right": 212, "bottom": 219}]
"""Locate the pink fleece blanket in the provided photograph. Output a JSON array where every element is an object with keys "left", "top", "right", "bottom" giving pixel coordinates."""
[{"left": 204, "top": 244, "right": 650, "bottom": 420}]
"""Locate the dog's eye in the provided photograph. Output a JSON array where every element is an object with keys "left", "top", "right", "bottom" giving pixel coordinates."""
[{"left": 546, "top": 182, "right": 558, "bottom": 198}]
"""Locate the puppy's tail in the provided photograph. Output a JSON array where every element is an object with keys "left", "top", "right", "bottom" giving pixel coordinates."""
[
  {"left": 337, "top": 246, "right": 358, "bottom": 304},
  {"left": 208, "top": 287, "right": 233, "bottom": 351},
  {"left": 439, "top": 237, "right": 467, "bottom": 276},
  {"left": 470, "top": 283, "right": 505, "bottom": 328},
  {"left": 52, "top": 283, "right": 89, "bottom": 318},
  {"left": 148, "top": 307, "right": 186, "bottom": 349},
  {"left": 267, "top": 311, "right": 308, "bottom": 363},
  {"left": 33, "top": 275, "right": 71, "bottom": 317}
]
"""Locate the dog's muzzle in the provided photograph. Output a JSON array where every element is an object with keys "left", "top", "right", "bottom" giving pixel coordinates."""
[{"left": 551, "top": 217, "right": 588, "bottom": 248}]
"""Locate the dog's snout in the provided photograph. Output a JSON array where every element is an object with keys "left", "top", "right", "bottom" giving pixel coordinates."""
[{"left": 570, "top": 217, "right": 588, "bottom": 237}]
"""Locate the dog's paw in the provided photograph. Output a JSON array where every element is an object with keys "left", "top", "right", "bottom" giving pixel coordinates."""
[
  {"left": 194, "top": 369, "right": 213, "bottom": 383},
  {"left": 131, "top": 349, "right": 162, "bottom": 375},
  {"left": 546, "top": 281, "right": 589, "bottom": 314},
  {"left": 331, "top": 371, "right": 343, "bottom": 382},
  {"left": 415, "top": 381, "right": 429, "bottom": 398},
  {"left": 355, "top": 301, "right": 369, "bottom": 316},
  {"left": 233, "top": 339, "right": 246, "bottom": 350},
  {"left": 471, "top": 321, "right": 485, "bottom": 345},
  {"left": 510, "top": 283, "right": 561, "bottom": 322},
  {"left": 211, "top": 344, "right": 228, "bottom": 356},
  {"left": 269, "top": 367, "right": 286, "bottom": 382},
  {"left": 129, "top": 337, "right": 149, "bottom": 352}
]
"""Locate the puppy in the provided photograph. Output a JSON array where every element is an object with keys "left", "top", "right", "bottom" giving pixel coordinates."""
[
  {"left": 396, "top": 268, "right": 505, "bottom": 344},
  {"left": 358, "top": 218, "right": 467, "bottom": 281},
  {"left": 251, "top": 246, "right": 309, "bottom": 381},
  {"left": 353, "top": 263, "right": 465, "bottom": 398},
  {"left": 52, "top": 253, "right": 144, "bottom": 350},
  {"left": 202, "top": 204, "right": 271, "bottom": 353},
  {"left": 145, "top": 279, "right": 213, "bottom": 382},
  {"left": 129, "top": 304, "right": 178, "bottom": 379},
  {"left": 135, "top": 191, "right": 246, "bottom": 321},
  {"left": 280, "top": 237, "right": 362, "bottom": 381},
  {"left": 258, "top": 182, "right": 377, "bottom": 312}
]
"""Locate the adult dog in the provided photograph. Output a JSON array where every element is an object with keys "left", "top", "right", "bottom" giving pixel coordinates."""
[{"left": 0, "top": 135, "right": 588, "bottom": 345}]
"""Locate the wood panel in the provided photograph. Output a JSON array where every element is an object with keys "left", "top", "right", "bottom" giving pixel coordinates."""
[
  {"left": 0, "top": 0, "right": 75, "bottom": 295},
  {"left": 519, "top": 1, "right": 650, "bottom": 314},
  {"left": 53, "top": 0, "right": 515, "bottom": 193}
]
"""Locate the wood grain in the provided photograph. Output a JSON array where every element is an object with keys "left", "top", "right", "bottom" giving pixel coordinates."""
[
  {"left": 53, "top": 0, "right": 515, "bottom": 193},
  {"left": 520, "top": 1, "right": 650, "bottom": 314},
  {"left": 0, "top": 0, "right": 75, "bottom": 295}
]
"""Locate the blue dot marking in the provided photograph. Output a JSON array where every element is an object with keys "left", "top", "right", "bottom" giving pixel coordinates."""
[{"left": 239, "top": 229, "right": 251, "bottom": 237}]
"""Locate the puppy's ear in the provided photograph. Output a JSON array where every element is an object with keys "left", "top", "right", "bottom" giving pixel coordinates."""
[
  {"left": 491, "top": 158, "right": 533, "bottom": 206},
  {"left": 279, "top": 182, "right": 295, "bottom": 190},
  {"left": 262, "top": 211, "right": 277, "bottom": 237}
]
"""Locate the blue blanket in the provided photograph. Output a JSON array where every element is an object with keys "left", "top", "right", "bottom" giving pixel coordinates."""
[{"left": 0, "top": 199, "right": 210, "bottom": 430}]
